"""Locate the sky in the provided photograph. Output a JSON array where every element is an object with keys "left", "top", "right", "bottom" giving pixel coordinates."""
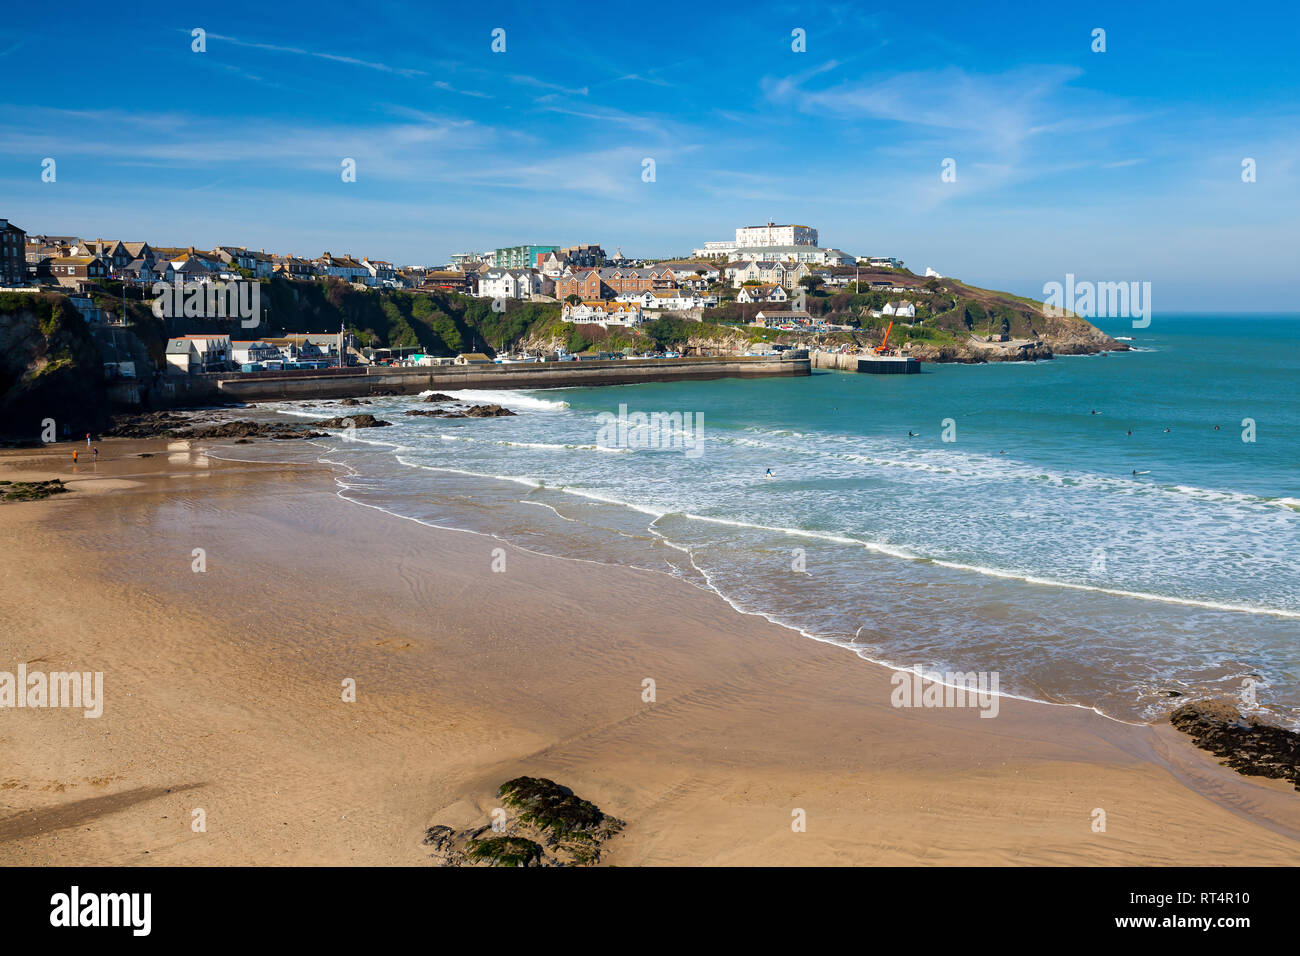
[{"left": 1, "top": 1, "right": 1297, "bottom": 309}]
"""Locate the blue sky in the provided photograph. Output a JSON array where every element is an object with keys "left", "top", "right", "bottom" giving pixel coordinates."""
[{"left": 2, "top": 1, "right": 1296, "bottom": 309}]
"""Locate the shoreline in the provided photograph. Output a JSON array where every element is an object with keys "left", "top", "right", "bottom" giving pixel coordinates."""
[{"left": 1, "top": 437, "right": 1298, "bottom": 865}]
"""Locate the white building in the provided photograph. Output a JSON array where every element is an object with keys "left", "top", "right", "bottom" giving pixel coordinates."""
[
  {"left": 693, "top": 240, "right": 739, "bottom": 258},
  {"left": 561, "top": 300, "right": 644, "bottom": 326},
  {"left": 881, "top": 301, "right": 916, "bottom": 318},
  {"left": 165, "top": 334, "right": 232, "bottom": 373},
  {"left": 865, "top": 256, "right": 904, "bottom": 269},
  {"left": 736, "top": 284, "right": 789, "bottom": 304},
  {"left": 231, "top": 340, "right": 283, "bottom": 366},
  {"left": 695, "top": 222, "right": 817, "bottom": 258},
  {"left": 726, "top": 245, "right": 852, "bottom": 266},
  {"left": 615, "top": 290, "right": 714, "bottom": 311},
  {"left": 479, "top": 269, "right": 550, "bottom": 300},
  {"left": 362, "top": 258, "right": 400, "bottom": 287},
  {"left": 735, "top": 222, "right": 818, "bottom": 248}
]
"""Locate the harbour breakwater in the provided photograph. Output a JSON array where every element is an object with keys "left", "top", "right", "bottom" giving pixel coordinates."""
[{"left": 212, "top": 354, "right": 809, "bottom": 403}]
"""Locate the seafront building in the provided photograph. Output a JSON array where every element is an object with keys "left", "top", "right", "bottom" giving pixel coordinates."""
[{"left": 560, "top": 300, "right": 644, "bottom": 326}]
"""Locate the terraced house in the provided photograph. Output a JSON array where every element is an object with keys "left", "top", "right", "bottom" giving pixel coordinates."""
[
  {"left": 217, "top": 246, "right": 276, "bottom": 278},
  {"left": 314, "top": 252, "right": 370, "bottom": 284},
  {"left": 553, "top": 265, "right": 706, "bottom": 300},
  {"left": 274, "top": 256, "right": 317, "bottom": 280},
  {"left": 736, "top": 283, "right": 789, "bottom": 304},
  {"left": 50, "top": 254, "right": 109, "bottom": 289},
  {"left": 0, "top": 218, "right": 25, "bottom": 286},
  {"left": 726, "top": 259, "right": 811, "bottom": 290}
]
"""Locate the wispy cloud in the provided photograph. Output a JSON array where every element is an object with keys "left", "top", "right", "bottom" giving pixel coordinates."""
[
  {"left": 509, "top": 74, "right": 589, "bottom": 96},
  {"left": 204, "top": 31, "right": 428, "bottom": 77}
]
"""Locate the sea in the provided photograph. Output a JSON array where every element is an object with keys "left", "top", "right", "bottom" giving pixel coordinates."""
[{"left": 218, "top": 314, "right": 1299, "bottom": 727}]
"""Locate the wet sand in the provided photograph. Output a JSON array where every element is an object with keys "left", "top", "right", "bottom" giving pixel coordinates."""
[{"left": 1, "top": 438, "right": 1297, "bottom": 865}]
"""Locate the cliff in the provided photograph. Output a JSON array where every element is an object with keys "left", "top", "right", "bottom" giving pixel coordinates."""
[{"left": 0, "top": 293, "right": 110, "bottom": 441}]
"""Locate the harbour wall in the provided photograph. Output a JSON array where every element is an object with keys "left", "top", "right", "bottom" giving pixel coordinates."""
[{"left": 211, "top": 355, "right": 810, "bottom": 402}]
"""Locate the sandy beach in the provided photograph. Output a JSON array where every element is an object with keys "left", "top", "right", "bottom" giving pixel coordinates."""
[{"left": 1, "top": 437, "right": 1297, "bottom": 866}]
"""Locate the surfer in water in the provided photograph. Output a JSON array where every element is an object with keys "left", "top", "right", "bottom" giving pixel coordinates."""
[
  {"left": 765, "top": 468, "right": 774, "bottom": 479},
  {"left": 907, "top": 430, "right": 917, "bottom": 438}
]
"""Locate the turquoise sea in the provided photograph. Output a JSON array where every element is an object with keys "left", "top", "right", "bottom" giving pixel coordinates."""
[{"left": 240, "top": 314, "right": 1299, "bottom": 725}]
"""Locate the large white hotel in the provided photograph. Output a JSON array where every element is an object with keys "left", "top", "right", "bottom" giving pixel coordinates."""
[
  {"left": 697, "top": 222, "right": 819, "bottom": 257},
  {"left": 694, "top": 221, "right": 854, "bottom": 266}
]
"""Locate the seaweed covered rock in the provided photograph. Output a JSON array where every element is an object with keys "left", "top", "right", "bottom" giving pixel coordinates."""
[
  {"left": 422, "top": 777, "right": 624, "bottom": 867},
  {"left": 466, "top": 836, "right": 543, "bottom": 868},
  {"left": 499, "top": 776, "right": 609, "bottom": 840},
  {"left": 1170, "top": 699, "right": 1300, "bottom": 791},
  {"left": 0, "top": 479, "right": 69, "bottom": 502}
]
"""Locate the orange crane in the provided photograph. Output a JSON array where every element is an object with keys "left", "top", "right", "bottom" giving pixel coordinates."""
[{"left": 873, "top": 320, "right": 895, "bottom": 354}]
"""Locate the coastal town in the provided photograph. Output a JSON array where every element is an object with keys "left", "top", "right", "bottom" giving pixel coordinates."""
[{"left": 2, "top": 215, "right": 955, "bottom": 373}]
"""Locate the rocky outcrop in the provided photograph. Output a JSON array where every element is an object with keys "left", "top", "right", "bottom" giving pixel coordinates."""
[
  {"left": 907, "top": 339, "right": 1056, "bottom": 364},
  {"left": 404, "top": 404, "right": 515, "bottom": 419},
  {"left": 1170, "top": 700, "right": 1300, "bottom": 791},
  {"left": 309, "top": 414, "right": 392, "bottom": 428},
  {"left": 108, "top": 411, "right": 324, "bottom": 441},
  {"left": 423, "top": 777, "right": 624, "bottom": 867},
  {"left": 107, "top": 411, "right": 196, "bottom": 437},
  {"left": 464, "top": 404, "right": 515, "bottom": 418},
  {"left": 177, "top": 421, "right": 327, "bottom": 440},
  {"left": 0, "top": 292, "right": 110, "bottom": 440}
]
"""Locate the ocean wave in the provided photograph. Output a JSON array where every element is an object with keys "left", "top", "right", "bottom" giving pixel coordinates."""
[
  {"left": 438, "top": 434, "right": 630, "bottom": 453},
  {"left": 714, "top": 427, "right": 1289, "bottom": 510},
  {"left": 419, "top": 388, "right": 570, "bottom": 411}
]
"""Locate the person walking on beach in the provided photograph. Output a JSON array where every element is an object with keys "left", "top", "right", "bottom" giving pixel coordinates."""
[
  {"left": 73, "top": 450, "right": 78, "bottom": 463},
  {"left": 92, "top": 447, "right": 99, "bottom": 462},
  {"left": 86, "top": 433, "right": 91, "bottom": 448}
]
